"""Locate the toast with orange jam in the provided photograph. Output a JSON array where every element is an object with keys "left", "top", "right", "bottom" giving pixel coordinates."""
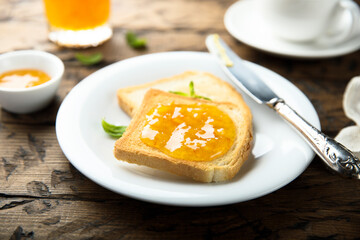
[{"left": 114, "top": 89, "right": 253, "bottom": 182}]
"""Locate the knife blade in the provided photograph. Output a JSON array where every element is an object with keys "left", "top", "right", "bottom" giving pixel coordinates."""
[
  {"left": 206, "top": 34, "right": 279, "bottom": 105},
  {"left": 206, "top": 34, "right": 360, "bottom": 179}
]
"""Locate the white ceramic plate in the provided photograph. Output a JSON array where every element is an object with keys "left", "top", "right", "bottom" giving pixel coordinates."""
[
  {"left": 224, "top": 0, "right": 360, "bottom": 58},
  {"left": 56, "top": 51, "right": 320, "bottom": 206}
]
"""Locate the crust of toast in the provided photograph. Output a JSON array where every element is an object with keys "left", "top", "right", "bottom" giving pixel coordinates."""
[
  {"left": 117, "top": 71, "right": 247, "bottom": 117},
  {"left": 114, "top": 89, "right": 253, "bottom": 183}
]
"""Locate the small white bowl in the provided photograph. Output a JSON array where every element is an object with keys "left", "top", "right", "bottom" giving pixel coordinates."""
[{"left": 0, "top": 50, "right": 64, "bottom": 114}]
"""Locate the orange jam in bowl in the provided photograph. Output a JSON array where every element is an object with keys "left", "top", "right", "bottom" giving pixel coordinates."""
[
  {"left": 0, "top": 69, "right": 51, "bottom": 89},
  {"left": 141, "top": 103, "right": 236, "bottom": 162}
]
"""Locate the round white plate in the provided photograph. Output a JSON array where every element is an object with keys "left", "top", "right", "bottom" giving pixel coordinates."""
[
  {"left": 56, "top": 51, "right": 320, "bottom": 206},
  {"left": 224, "top": 0, "right": 360, "bottom": 58}
]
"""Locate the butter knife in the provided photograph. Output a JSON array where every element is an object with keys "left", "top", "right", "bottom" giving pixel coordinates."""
[{"left": 206, "top": 34, "right": 360, "bottom": 179}]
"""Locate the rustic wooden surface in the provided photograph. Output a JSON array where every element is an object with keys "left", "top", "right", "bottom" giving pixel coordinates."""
[{"left": 1, "top": 0, "right": 360, "bottom": 239}]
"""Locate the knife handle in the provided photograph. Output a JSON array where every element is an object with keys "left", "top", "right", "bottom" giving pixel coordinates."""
[{"left": 269, "top": 98, "right": 360, "bottom": 179}]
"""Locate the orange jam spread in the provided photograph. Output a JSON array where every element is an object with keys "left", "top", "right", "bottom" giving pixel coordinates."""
[
  {"left": 141, "top": 103, "right": 236, "bottom": 162},
  {"left": 0, "top": 69, "right": 51, "bottom": 89}
]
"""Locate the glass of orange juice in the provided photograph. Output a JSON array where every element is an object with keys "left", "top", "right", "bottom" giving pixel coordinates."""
[{"left": 43, "top": 0, "right": 112, "bottom": 48}]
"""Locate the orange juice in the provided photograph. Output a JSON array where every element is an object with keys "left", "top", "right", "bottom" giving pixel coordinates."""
[
  {"left": 43, "top": 0, "right": 112, "bottom": 47},
  {"left": 43, "top": 0, "right": 110, "bottom": 30}
]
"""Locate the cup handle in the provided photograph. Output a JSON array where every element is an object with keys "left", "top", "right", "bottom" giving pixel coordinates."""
[{"left": 317, "top": 0, "right": 360, "bottom": 46}]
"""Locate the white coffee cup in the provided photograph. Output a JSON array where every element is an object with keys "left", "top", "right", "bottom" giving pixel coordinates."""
[{"left": 258, "top": 0, "right": 360, "bottom": 46}]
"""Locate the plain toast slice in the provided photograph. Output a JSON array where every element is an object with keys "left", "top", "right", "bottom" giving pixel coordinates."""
[
  {"left": 114, "top": 89, "right": 253, "bottom": 183},
  {"left": 117, "top": 71, "right": 246, "bottom": 117}
]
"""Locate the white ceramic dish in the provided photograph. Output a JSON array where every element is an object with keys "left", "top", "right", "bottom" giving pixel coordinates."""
[
  {"left": 56, "top": 51, "right": 320, "bottom": 206},
  {"left": 224, "top": 0, "right": 360, "bottom": 58},
  {"left": 0, "top": 50, "right": 64, "bottom": 114}
]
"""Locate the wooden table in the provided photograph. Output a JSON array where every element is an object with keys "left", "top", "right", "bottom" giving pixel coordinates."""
[{"left": 1, "top": 0, "right": 360, "bottom": 239}]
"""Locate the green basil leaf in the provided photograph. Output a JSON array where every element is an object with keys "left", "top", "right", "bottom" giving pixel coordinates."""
[
  {"left": 75, "top": 52, "right": 103, "bottom": 66},
  {"left": 126, "top": 31, "right": 147, "bottom": 49},
  {"left": 102, "top": 119, "right": 127, "bottom": 138},
  {"left": 189, "top": 81, "right": 211, "bottom": 100},
  {"left": 169, "top": 91, "right": 189, "bottom": 97},
  {"left": 189, "top": 81, "right": 195, "bottom": 97},
  {"left": 168, "top": 81, "right": 211, "bottom": 100},
  {"left": 194, "top": 95, "right": 212, "bottom": 101}
]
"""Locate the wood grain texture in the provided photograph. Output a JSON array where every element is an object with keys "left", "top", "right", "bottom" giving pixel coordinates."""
[{"left": 1, "top": 0, "right": 360, "bottom": 239}]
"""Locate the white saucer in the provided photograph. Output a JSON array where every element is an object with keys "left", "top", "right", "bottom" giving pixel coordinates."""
[{"left": 224, "top": 0, "right": 360, "bottom": 58}]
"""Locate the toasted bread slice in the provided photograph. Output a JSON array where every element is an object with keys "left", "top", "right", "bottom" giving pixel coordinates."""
[
  {"left": 117, "top": 71, "right": 246, "bottom": 117},
  {"left": 114, "top": 89, "right": 253, "bottom": 183}
]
